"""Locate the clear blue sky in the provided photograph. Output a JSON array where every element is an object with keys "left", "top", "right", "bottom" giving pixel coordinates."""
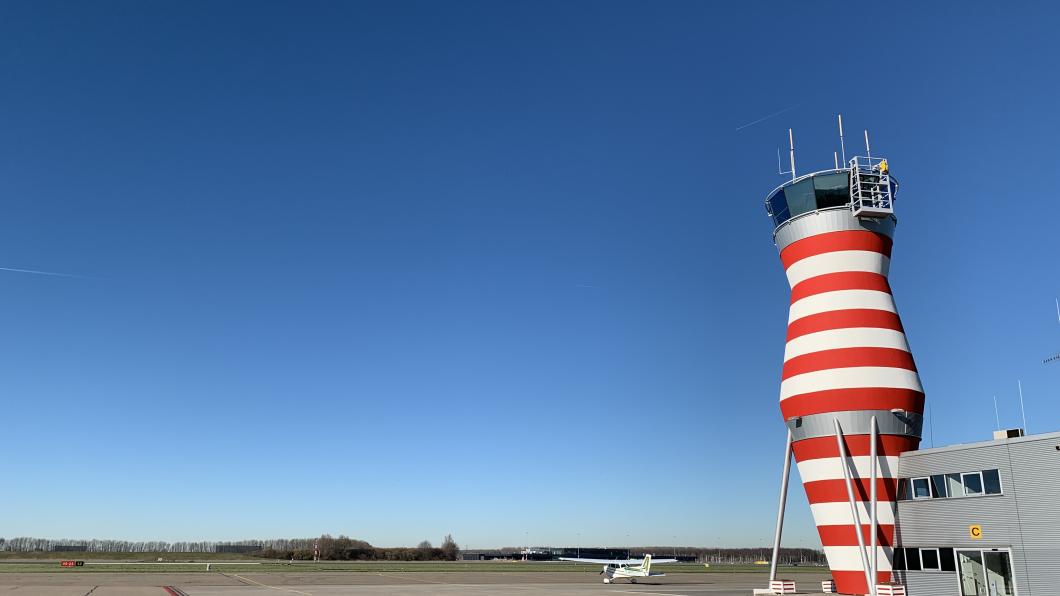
[{"left": 1, "top": 1, "right": 1058, "bottom": 549}]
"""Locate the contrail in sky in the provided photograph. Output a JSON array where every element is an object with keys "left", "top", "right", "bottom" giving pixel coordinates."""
[
  {"left": 735, "top": 103, "right": 801, "bottom": 131},
  {"left": 0, "top": 266, "right": 95, "bottom": 279}
]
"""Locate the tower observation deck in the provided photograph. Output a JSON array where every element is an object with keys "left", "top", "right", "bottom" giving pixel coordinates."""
[{"left": 765, "top": 157, "right": 923, "bottom": 596}]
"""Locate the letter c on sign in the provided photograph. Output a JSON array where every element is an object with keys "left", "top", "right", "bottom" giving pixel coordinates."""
[{"left": 970, "top": 525, "right": 982, "bottom": 539}]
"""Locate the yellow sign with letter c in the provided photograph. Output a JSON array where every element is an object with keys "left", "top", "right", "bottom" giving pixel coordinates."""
[{"left": 970, "top": 525, "right": 983, "bottom": 539}]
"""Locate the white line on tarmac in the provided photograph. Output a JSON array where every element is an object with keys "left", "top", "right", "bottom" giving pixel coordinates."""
[
  {"left": 374, "top": 572, "right": 443, "bottom": 584},
  {"left": 610, "top": 591, "right": 691, "bottom": 596},
  {"left": 229, "top": 574, "right": 313, "bottom": 596},
  {"left": 372, "top": 574, "right": 539, "bottom": 589}
]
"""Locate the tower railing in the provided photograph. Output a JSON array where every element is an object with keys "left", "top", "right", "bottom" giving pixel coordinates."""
[{"left": 849, "top": 156, "right": 894, "bottom": 218}]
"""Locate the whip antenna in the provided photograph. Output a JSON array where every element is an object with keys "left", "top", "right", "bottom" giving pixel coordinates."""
[
  {"left": 788, "top": 129, "right": 796, "bottom": 181},
  {"left": 838, "top": 114, "right": 846, "bottom": 164}
]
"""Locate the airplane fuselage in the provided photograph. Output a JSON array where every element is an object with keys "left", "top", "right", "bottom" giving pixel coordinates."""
[{"left": 602, "top": 564, "right": 663, "bottom": 584}]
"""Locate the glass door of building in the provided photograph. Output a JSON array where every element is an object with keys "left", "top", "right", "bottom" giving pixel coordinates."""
[
  {"left": 957, "top": 550, "right": 1016, "bottom": 596},
  {"left": 957, "top": 550, "right": 986, "bottom": 596},
  {"left": 983, "top": 551, "right": 1015, "bottom": 596}
]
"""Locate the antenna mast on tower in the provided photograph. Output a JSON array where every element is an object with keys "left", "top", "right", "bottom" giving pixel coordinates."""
[
  {"left": 777, "top": 129, "right": 796, "bottom": 180},
  {"left": 1043, "top": 298, "right": 1060, "bottom": 364},
  {"left": 788, "top": 129, "right": 796, "bottom": 181},
  {"left": 838, "top": 114, "right": 846, "bottom": 164}
]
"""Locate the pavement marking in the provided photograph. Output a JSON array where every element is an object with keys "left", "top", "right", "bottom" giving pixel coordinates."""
[
  {"left": 610, "top": 585, "right": 691, "bottom": 589},
  {"left": 373, "top": 573, "right": 448, "bottom": 585},
  {"left": 610, "top": 591, "right": 692, "bottom": 596},
  {"left": 228, "top": 574, "right": 313, "bottom": 596},
  {"left": 372, "top": 574, "right": 542, "bottom": 589},
  {"left": 375, "top": 572, "right": 437, "bottom": 584}
]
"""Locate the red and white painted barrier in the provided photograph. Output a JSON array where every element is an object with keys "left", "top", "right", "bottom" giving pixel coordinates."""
[
  {"left": 876, "top": 583, "right": 907, "bottom": 596},
  {"left": 821, "top": 579, "right": 837, "bottom": 593},
  {"left": 769, "top": 579, "right": 796, "bottom": 594}
]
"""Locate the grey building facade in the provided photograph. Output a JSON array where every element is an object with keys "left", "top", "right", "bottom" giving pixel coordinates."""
[{"left": 891, "top": 431, "right": 1060, "bottom": 596}]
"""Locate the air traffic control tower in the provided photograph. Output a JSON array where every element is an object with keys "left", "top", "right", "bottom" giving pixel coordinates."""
[{"left": 765, "top": 131, "right": 924, "bottom": 595}]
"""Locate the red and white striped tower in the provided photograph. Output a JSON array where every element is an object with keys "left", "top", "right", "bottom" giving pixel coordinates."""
[{"left": 766, "top": 154, "right": 924, "bottom": 595}]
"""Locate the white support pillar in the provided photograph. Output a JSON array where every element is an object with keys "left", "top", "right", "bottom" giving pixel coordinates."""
[
  {"left": 769, "top": 428, "right": 794, "bottom": 583},
  {"left": 834, "top": 418, "right": 874, "bottom": 594},
  {"left": 870, "top": 416, "right": 879, "bottom": 596}
]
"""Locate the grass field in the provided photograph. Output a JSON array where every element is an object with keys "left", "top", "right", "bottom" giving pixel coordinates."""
[{"left": 0, "top": 558, "right": 826, "bottom": 574}]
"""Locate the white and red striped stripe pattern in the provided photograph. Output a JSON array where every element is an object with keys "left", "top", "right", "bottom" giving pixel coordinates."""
[
  {"left": 769, "top": 579, "right": 797, "bottom": 594},
  {"left": 876, "top": 584, "right": 907, "bottom": 596},
  {"left": 779, "top": 229, "right": 924, "bottom": 595}
]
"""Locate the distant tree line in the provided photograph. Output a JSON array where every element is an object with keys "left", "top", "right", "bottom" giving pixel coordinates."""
[
  {"left": 0, "top": 536, "right": 816, "bottom": 565},
  {"left": 256, "top": 534, "right": 460, "bottom": 561},
  {"left": 0, "top": 534, "right": 461, "bottom": 562},
  {"left": 0, "top": 537, "right": 256, "bottom": 553}
]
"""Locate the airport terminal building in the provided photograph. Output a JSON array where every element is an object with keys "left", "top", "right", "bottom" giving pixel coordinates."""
[{"left": 891, "top": 430, "right": 1060, "bottom": 596}]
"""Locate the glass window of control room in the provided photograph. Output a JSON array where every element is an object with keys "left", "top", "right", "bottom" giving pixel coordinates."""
[
  {"left": 784, "top": 179, "right": 815, "bottom": 217},
  {"left": 812, "top": 172, "right": 849, "bottom": 209},
  {"left": 766, "top": 172, "right": 854, "bottom": 228}
]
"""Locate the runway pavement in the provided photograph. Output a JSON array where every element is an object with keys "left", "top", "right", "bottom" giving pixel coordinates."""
[{"left": 0, "top": 571, "right": 833, "bottom": 596}]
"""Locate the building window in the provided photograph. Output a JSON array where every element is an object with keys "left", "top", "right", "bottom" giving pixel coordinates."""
[
  {"left": 893, "top": 548, "right": 956, "bottom": 573},
  {"left": 784, "top": 179, "right": 817, "bottom": 219},
  {"left": 939, "top": 548, "right": 956, "bottom": 572},
  {"left": 920, "top": 548, "right": 941, "bottom": 571},
  {"left": 963, "top": 472, "right": 984, "bottom": 496},
  {"left": 946, "top": 473, "right": 963, "bottom": 498},
  {"left": 904, "top": 548, "right": 921, "bottom": 571},
  {"left": 813, "top": 172, "right": 851, "bottom": 209},
  {"left": 893, "top": 548, "right": 906, "bottom": 570},
  {"left": 897, "top": 478, "right": 911, "bottom": 500},
  {"left": 983, "top": 469, "right": 1002, "bottom": 494},
  {"left": 930, "top": 474, "right": 947, "bottom": 498},
  {"left": 912, "top": 477, "right": 931, "bottom": 499},
  {"left": 899, "top": 469, "right": 1003, "bottom": 500}
]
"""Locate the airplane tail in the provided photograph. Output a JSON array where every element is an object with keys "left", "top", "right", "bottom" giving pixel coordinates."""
[{"left": 642, "top": 554, "right": 651, "bottom": 574}]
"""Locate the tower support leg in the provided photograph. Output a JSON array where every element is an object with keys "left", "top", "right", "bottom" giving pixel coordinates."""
[
  {"left": 769, "top": 428, "right": 794, "bottom": 583},
  {"left": 870, "top": 416, "right": 879, "bottom": 596},
  {"left": 834, "top": 419, "right": 874, "bottom": 594}
]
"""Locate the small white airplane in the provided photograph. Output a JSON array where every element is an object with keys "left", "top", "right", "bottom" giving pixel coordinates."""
[{"left": 559, "top": 554, "right": 677, "bottom": 584}]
